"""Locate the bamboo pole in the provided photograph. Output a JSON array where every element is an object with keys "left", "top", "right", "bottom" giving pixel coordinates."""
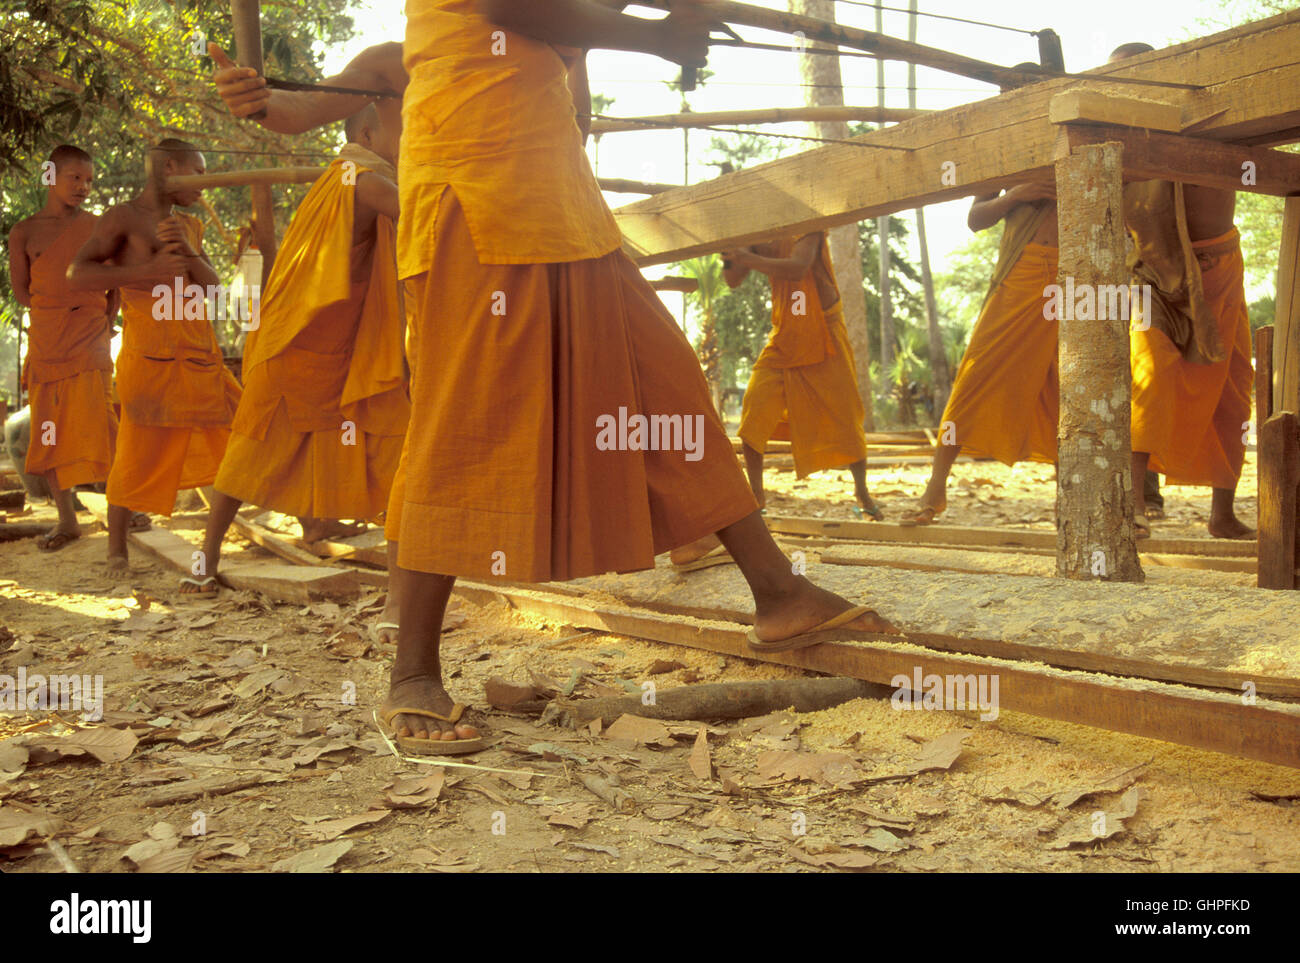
[
  {"left": 166, "top": 166, "right": 326, "bottom": 190},
  {"left": 597, "top": 177, "right": 680, "bottom": 195},
  {"left": 589, "top": 105, "right": 928, "bottom": 133},
  {"left": 230, "top": 0, "right": 278, "bottom": 278}
]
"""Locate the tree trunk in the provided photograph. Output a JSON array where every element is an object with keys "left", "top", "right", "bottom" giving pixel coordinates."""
[
  {"left": 1054, "top": 141, "right": 1143, "bottom": 582},
  {"left": 873, "top": 4, "right": 895, "bottom": 378},
  {"left": 790, "top": 0, "right": 874, "bottom": 430},
  {"left": 908, "top": 0, "right": 949, "bottom": 420}
]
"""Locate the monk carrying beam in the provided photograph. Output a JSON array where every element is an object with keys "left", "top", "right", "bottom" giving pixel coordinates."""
[
  {"left": 68, "top": 140, "right": 241, "bottom": 570},
  {"left": 1111, "top": 43, "right": 1255, "bottom": 541},
  {"left": 214, "top": 0, "right": 896, "bottom": 757},
  {"left": 7, "top": 145, "right": 120, "bottom": 551},
  {"left": 726, "top": 232, "right": 879, "bottom": 520},
  {"left": 193, "top": 106, "right": 409, "bottom": 626}
]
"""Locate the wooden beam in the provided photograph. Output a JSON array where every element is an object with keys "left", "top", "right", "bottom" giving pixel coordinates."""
[
  {"left": 1277, "top": 198, "right": 1300, "bottom": 414},
  {"left": 1048, "top": 89, "right": 1181, "bottom": 132},
  {"left": 1055, "top": 123, "right": 1300, "bottom": 197},
  {"left": 1256, "top": 325, "right": 1274, "bottom": 428},
  {"left": 167, "top": 167, "right": 325, "bottom": 191},
  {"left": 590, "top": 106, "right": 928, "bottom": 134},
  {"left": 633, "top": 0, "right": 1040, "bottom": 89},
  {"left": 762, "top": 514, "right": 1257, "bottom": 558},
  {"left": 649, "top": 276, "right": 698, "bottom": 293},
  {"left": 230, "top": 515, "right": 327, "bottom": 567},
  {"left": 597, "top": 177, "right": 681, "bottom": 195},
  {"left": 453, "top": 580, "right": 1300, "bottom": 769},
  {"left": 230, "top": 1, "right": 278, "bottom": 278},
  {"left": 78, "top": 493, "right": 359, "bottom": 603},
  {"left": 613, "top": 11, "right": 1300, "bottom": 264},
  {"left": 1258, "top": 412, "right": 1300, "bottom": 590}
]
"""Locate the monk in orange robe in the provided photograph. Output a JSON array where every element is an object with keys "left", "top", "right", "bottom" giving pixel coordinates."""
[
  {"left": 1110, "top": 44, "right": 1254, "bottom": 540},
  {"left": 68, "top": 140, "right": 240, "bottom": 569},
  {"left": 212, "top": 0, "right": 895, "bottom": 755},
  {"left": 195, "top": 107, "right": 408, "bottom": 617},
  {"left": 725, "top": 232, "right": 877, "bottom": 519},
  {"left": 7, "top": 145, "right": 119, "bottom": 550},
  {"left": 901, "top": 183, "right": 1059, "bottom": 524}
]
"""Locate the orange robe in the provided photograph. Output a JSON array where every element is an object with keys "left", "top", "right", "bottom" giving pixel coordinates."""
[
  {"left": 940, "top": 204, "right": 1059, "bottom": 465},
  {"left": 738, "top": 233, "right": 867, "bottom": 478},
  {"left": 22, "top": 215, "right": 117, "bottom": 489},
  {"left": 1130, "top": 228, "right": 1253, "bottom": 489},
  {"left": 215, "top": 150, "right": 409, "bottom": 519},
  {"left": 106, "top": 213, "right": 241, "bottom": 516},
  {"left": 387, "top": 0, "right": 756, "bottom": 581}
]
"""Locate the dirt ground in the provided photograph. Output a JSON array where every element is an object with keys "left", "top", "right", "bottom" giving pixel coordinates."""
[{"left": 2, "top": 450, "right": 1297, "bottom": 874}]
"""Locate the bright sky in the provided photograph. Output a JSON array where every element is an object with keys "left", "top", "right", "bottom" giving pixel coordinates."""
[{"left": 324, "top": 0, "right": 1240, "bottom": 273}]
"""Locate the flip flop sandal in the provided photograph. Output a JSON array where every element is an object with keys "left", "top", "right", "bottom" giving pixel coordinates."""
[
  {"left": 1145, "top": 507, "right": 1165, "bottom": 520},
  {"left": 852, "top": 500, "right": 884, "bottom": 521},
  {"left": 899, "top": 503, "right": 945, "bottom": 527},
  {"left": 371, "top": 621, "right": 399, "bottom": 643},
  {"left": 672, "top": 544, "right": 732, "bottom": 572},
  {"left": 380, "top": 703, "right": 486, "bottom": 756},
  {"left": 179, "top": 576, "right": 220, "bottom": 594},
  {"left": 37, "top": 530, "right": 80, "bottom": 552},
  {"left": 129, "top": 512, "right": 152, "bottom": 531},
  {"left": 746, "top": 603, "right": 897, "bottom": 653},
  {"left": 1134, "top": 515, "right": 1151, "bottom": 539}
]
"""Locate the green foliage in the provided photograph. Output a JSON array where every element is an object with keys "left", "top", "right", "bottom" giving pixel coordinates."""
[{"left": 0, "top": 0, "right": 360, "bottom": 398}]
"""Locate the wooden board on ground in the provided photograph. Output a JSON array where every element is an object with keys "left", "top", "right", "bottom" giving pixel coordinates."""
[
  {"left": 764, "top": 513, "right": 1257, "bottom": 558},
  {"left": 453, "top": 579, "right": 1300, "bottom": 769},
  {"left": 817, "top": 543, "right": 1255, "bottom": 578},
  {"left": 304, "top": 528, "right": 388, "bottom": 568},
  {"left": 564, "top": 561, "right": 1300, "bottom": 698},
  {"left": 77, "top": 493, "right": 360, "bottom": 603},
  {"left": 231, "top": 515, "right": 326, "bottom": 567}
]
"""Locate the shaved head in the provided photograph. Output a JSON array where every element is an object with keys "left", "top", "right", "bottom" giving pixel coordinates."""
[
  {"left": 1109, "top": 42, "right": 1155, "bottom": 63},
  {"left": 48, "top": 143, "right": 92, "bottom": 171},
  {"left": 344, "top": 103, "right": 381, "bottom": 143}
]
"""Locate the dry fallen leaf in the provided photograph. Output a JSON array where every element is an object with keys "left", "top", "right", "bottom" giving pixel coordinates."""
[
  {"left": 67, "top": 726, "right": 139, "bottom": 763},
  {"left": 384, "top": 771, "right": 445, "bottom": 809},
  {"left": 688, "top": 726, "right": 712, "bottom": 781},
  {"left": 757, "top": 750, "right": 859, "bottom": 786},
  {"left": 485, "top": 677, "right": 541, "bottom": 709},
  {"left": 0, "top": 805, "right": 61, "bottom": 847},
  {"left": 272, "top": 840, "right": 354, "bottom": 873},
  {"left": 301, "top": 810, "right": 390, "bottom": 841},
  {"left": 605, "top": 713, "right": 674, "bottom": 747},
  {"left": 1048, "top": 787, "right": 1142, "bottom": 850}
]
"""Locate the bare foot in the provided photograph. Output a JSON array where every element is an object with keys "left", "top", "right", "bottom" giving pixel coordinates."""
[
  {"left": 300, "top": 518, "right": 368, "bottom": 543},
  {"left": 1208, "top": 515, "right": 1255, "bottom": 540},
  {"left": 670, "top": 533, "right": 723, "bottom": 565},
  {"left": 179, "top": 576, "right": 219, "bottom": 595},
  {"left": 900, "top": 497, "right": 945, "bottom": 526},
  {"left": 106, "top": 554, "right": 129, "bottom": 572},
  {"left": 751, "top": 577, "right": 897, "bottom": 644},
  {"left": 382, "top": 675, "right": 480, "bottom": 742}
]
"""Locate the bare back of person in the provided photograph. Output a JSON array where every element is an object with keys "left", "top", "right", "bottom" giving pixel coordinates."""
[{"left": 1183, "top": 185, "right": 1237, "bottom": 242}]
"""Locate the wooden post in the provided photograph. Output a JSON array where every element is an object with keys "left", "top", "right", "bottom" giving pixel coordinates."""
[
  {"left": 1255, "top": 325, "right": 1274, "bottom": 429},
  {"left": 1054, "top": 141, "right": 1143, "bottom": 581},
  {"left": 230, "top": 0, "right": 278, "bottom": 281},
  {"left": 1258, "top": 412, "right": 1299, "bottom": 590},
  {"left": 1275, "top": 197, "right": 1300, "bottom": 414}
]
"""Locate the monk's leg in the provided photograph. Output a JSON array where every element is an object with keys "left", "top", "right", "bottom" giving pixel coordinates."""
[
  {"left": 376, "top": 539, "right": 401, "bottom": 645},
  {"left": 383, "top": 569, "right": 478, "bottom": 741},
  {"left": 106, "top": 503, "right": 130, "bottom": 569},
  {"left": 1131, "top": 451, "right": 1151, "bottom": 537},
  {"left": 1209, "top": 486, "right": 1255, "bottom": 539},
  {"left": 902, "top": 443, "right": 959, "bottom": 523},
  {"left": 742, "top": 443, "right": 766, "bottom": 509},
  {"left": 717, "top": 510, "right": 895, "bottom": 642},
  {"left": 182, "top": 490, "right": 242, "bottom": 593},
  {"left": 848, "top": 459, "right": 882, "bottom": 519},
  {"left": 37, "top": 477, "right": 82, "bottom": 549}
]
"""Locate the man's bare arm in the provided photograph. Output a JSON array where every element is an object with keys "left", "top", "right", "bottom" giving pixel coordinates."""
[
  {"left": 7, "top": 221, "right": 32, "bottom": 307},
  {"left": 968, "top": 182, "right": 1054, "bottom": 232},
  {"left": 477, "top": 0, "right": 711, "bottom": 65},
  {"left": 210, "top": 42, "right": 402, "bottom": 134},
  {"left": 728, "top": 235, "right": 819, "bottom": 283},
  {"left": 67, "top": 207, "right": 184, "bottom": 291},
  {"left": 356, "top": 172, "right": 400, "bottom": 222}
]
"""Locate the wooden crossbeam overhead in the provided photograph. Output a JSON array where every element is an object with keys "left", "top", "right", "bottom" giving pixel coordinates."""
[
  {"left": 589, "top": 106, "right": 928, "bottom": 134},
  {"left": 614, "top": 10, "right": 1300, "bottom": 265},
  {"left": 168, "top": 167, "right": 679, "bottom": 197}
]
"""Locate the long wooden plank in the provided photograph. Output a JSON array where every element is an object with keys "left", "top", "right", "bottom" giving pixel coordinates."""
[
  {"left": 1256, "top": 325, "right": 1275, "bottom": 427},
  {"left": 1048, "top": 89, "right": 1182, "bottom": 131},
  {"left": 764, "top": 513, "right": 1257, "bottom": 558},
  {"left": 453, "top": 580, "right": 1300, "bottom": 768},
  {"left": 230, "top": 515, "right": 326, "bottom": 567},
  {"left": 615, "top": 11, "right": 1300, "bottom": 263},
  {"left": 78, "top": 494, "right": 359, "bottom": 603},
  {"left": 822, "top": 546, "right": 1255, "bottom": 577},
  {"left": 591, "top": 105, "right": 928, "bottom": 133}
]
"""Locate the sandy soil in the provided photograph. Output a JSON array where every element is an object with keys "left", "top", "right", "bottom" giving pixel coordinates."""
[{"left": 1, "top": 451, "right": 1296, "bottom": 874}]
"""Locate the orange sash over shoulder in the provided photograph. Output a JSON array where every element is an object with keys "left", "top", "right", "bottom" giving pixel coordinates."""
[
  {"left": 24, "top": 215, "right": 111, "bottom": 384},
  {"left": 756, "top": 233, "right": 839, "bottom": 370},
  {"left": 114, "top": 212, "right": 240, "bottom": 428}
]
